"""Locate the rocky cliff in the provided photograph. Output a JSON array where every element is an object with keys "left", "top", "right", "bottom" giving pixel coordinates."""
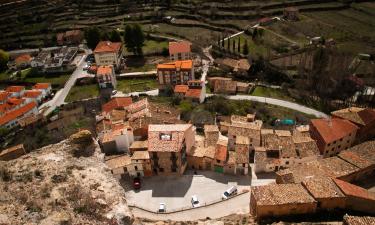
[{"left": 0, "top": 130, "right": 134, "bottom": 225}]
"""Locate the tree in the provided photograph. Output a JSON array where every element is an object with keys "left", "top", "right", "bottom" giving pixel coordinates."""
[
  {"left": 84, "top": 27, "right": 101, "bottom": 50},
  {"left": 221, "top": 35, "right": 225, "bottom": 48},
  {"left": 232, "top": 39, "right": 236, "bottom": 52},
  {"left": 133, "top": 24, "right": 145, "bottom": 55},
  {"left": 238, "top": 37, "right": 241, "bottom": 53},
  {"left": 0, "top": 49, "right": 9, "bottom": 72},
  {"left": 227, "top": 38, "right": 230, "bottom": 50},
  {"left": 109, "top": 29, "right": 122, "bottom": 42},
  {"left": 252, "top": 28, "right": 258, "bottom": 40},
  {"left": 217, "top": 34, "right": 221, "bottom": 46},
  {"left": 243, "top": 40, "right": 249, "bottom": 55},
  {"left": 124, "top": 24, "right": 135, "bottom": 54}
]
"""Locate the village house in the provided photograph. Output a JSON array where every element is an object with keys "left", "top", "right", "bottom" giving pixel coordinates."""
[
  {"left": 8, "top": 54, "right": 33, "bottom": 70},
  {"left": 214, "top": 58, "right": 251, "bottom": 75},
  {"left": 128, "top": 151, "right": 152, "bottom": 177},
  {"left": 250, "top": 183, "right": 317, "bottom": 219},
  {"left": 22, "top": 90, "right": 43, "bottom": 104},
  {"left": 56, "top": 30, "right": 84, "bottom": 46},
  {"left": 343, "top": 215, "right": 375, "bottom": 225},
  {"left": 173, "top": 80, "right": 205, "bottom": 103},
  {"left": 105, "top": 155, "right": 131, "bottom": 179},
  {"left": 204, "top": 125, "right": 220, "bottom": 147},
  {"left": 309, "top": 118, "right": 359, "bottom": 157},
  {"left": 235, "top": 136, "right": 250, "bottom": 175},
  {"left": 0, "top": 101, "right": 38, "bottom": 129},
  {"left": 331, "top": 107, "right": 375, "bottom": 143},
  {"left": 157, "top": 60, "right": 194, "bottom": 90},
  {"left": 129, "top": 140, "right": 148, "bottom": 153},
  {"left": 283, "top": 7, "right": 299, "bottom": 21},
  {"left": 0, "top": 98, "right": 26, "bottom": 115},
  {"left": 301, "top": 176, "right": 346, "bottom": 211},
  {"left": 169, "top": 41, "right": 192, "bottom": 61},
  {"left": 94, "top": 41, "right": 123, "bottom": 69},
  {"left": 148, "top": 124, "right": 195, "bottom": 175},
  {"left": 0, "top": 144, "right": 26, "bottom": 161},
  {"left": 97, "top": 65, "right": 117, "bottom": 89},
  {"left": 101, "top": 96, "right": 132, "bottom": 116},
  {"left": 224, "top": 151, "right": 236, "bottom": 174},
  {"left": 0, "top": 91, "right": 10, "bottom": 104},
  {"left": 213, "top": 138, "right": 228, "bottom": 173},
  {"left": 5, "top": 86, "right": 25, "bottom": 98},
  {"left": 33, "top": 83, "right": 52, "bottom": 98},
  {"left": 207, "top": 77, "right": 252, "bottom": 94},
  {"left": 43, "top": 47, "right": 78, "bottom": 73},
  {"left": 187, "top": 135, "right": 216, "bottom": 171},
  {"left": 100, "top": 125, "right": 134, "bottom": 154}
]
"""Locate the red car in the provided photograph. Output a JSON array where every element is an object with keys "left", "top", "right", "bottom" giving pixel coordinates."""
[{"left": 133, "top": 177, "right": 141, "bottom": 189}]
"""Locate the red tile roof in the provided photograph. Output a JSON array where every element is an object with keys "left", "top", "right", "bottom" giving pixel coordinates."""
[
  {"left": 148, "top": 124, "right": 193, "bottom": 152},
  {"left": 310, "top": 118, "right": 359, "bottom": 144},
  {"left": 215, "top": 143, "right": 227, "bottom": 162},
  {"left": 174, "top": 85, "right": 189, "bottom": 94},
  {"left": 94, "top": 41, "right": 122, "bottom": 53},
  {"left": 102, "top": 97, "right": 133, "bottom": 113},
  {"left": 333, "top": 179, "right": 375, "bottom": 201},
  {"left": 5, "top": 86, "right": 25, "bottom": 93},
  {"left": 185, "top": 88, "right": 201, "bottom": 99},
  {"left": 15, "top": 54, "right": 32, "bottom": 64},
  {"left": 0, "top": 91, "right": 10, "bottom": 101},
  {"left": 157, "top": 60, "right": 193, "bottom": 70},
  {"left": 169, "top": 41, "right": 191, "bottom": 55},
  {"left": 0, "top": 101, "right": 37, "bottom": 126},
  {"left": 97, "top": 66, "right": 113, "bottom": 76},
  {"left": 23, "top": 90, "right": 42, "bottom": 98},
  {"left": 33, "top": 83, "right": 51, "bottom": 90}
]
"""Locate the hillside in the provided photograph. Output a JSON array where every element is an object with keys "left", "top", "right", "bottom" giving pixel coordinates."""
[
  {"left": 0, "top": 130, "right": 134, "bottom": 225},
  {"left": 1, "top": 0, "right": 374, "bottom": 55}
]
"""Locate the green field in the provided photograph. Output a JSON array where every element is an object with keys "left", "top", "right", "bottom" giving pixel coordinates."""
[
  {"left": 66, "top": 84, "right": 99, "bottom": 102},
  {"left": 250, "top": 86, "right": 294, "bottom": 101},
  {"left": 117, "top": 78, "right": 158, "bottom": 93}
]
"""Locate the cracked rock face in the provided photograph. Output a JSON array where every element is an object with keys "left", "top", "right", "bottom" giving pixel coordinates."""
[{"left": 0, "top": 130, "right": 134, "bottom": 225}]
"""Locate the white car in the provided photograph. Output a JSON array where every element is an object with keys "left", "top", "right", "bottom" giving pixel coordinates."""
[
  {"left": 158, "top": 203, "right": 166, "bottom": 213},
  {"left": 222, "top": 186, "right": 237, "bottom": 200},
  {"left": 191, "top": 195, "right": 200, "bottom": 208}
]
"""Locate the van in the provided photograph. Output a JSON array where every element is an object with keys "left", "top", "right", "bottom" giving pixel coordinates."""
[{"left": 222, "top": 186, "right": 237, "bottom": 200}]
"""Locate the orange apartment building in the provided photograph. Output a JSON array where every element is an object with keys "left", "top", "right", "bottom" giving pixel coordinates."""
[{"left": 157, "top": 60, "right": 195, "bottom": 90}]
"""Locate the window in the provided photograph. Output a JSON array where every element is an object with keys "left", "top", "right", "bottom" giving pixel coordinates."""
[
  {"left": 159, "top": 168, "right": 164, "bottom": 172},
  {"left": 328, "top": 143, "right": 331, "bottom": 146},
  {"left": 340, "top": 138, "right": 343, "bottom": 141},
  {"left": 135, "top": 166, "right": 138, "bottom": 171},
  {"left": 216, "top": 160, "right": 221, "bottom": 163},
  {"left": 243, "top": 163, "right": 246, "bottom": 167},
  {"left": 338, "top": 145, "right": 341, "bottom": 149},
  {"left": 160, "top": 133, "right": 172, "bottom": 140},
  {"left": 286, "top": 161, "right": 289, "bottom": 165}
]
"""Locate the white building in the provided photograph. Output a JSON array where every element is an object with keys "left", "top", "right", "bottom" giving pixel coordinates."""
[
  {"left": 100, "top": 125, "right": 134, "bottom": 154},
  {"left": 33, "top": 83, "right": 52, "bottom": 98},
  {"left": 169, "top": 41, "right": 192, "bottom": 61},
  {"left": 94, "top": 41, "right": 123, "bottom": 68}
]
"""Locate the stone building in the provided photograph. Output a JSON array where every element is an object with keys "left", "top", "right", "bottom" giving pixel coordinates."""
[
  {"left": 157, "top": 60, "right": 194, "bottom": 90},
  {"left": 94, "top": 41, "right": 123, "bottom": 69},
  {"left": 128, "top": 151, "right": 152, "bottom": 177},
  {"left": 250, "top": 183, "right": 317, "bottom": 219},
  {"left": 148, "top": 124, "right": 195, "bottom": 175},
  {"left": 234, "top": 136, "right": 250, "bottom": 175}
]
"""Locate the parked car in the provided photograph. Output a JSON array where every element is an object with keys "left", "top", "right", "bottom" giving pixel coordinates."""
[
  {"left": 158, "top": 203, "right": 166, "bottom": 212},
  {"left": 133, "top": 177, "right": 141, "bottom": 189},
  {"left": 191, "top": 195, "right": 200, "bottom": 207},
  {"left": 111, "top": 90, "right": 118, "bottom": 96},
  {"left": 83, "top": 64, "right": 90, "bottom": 71},
  {"left": 222, "top": 186, "right": 237, "bottom": 200}
]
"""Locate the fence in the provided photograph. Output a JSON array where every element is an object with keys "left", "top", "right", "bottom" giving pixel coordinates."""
[{"left": 127, "top": 189, "right": 249, "bottom": 214}]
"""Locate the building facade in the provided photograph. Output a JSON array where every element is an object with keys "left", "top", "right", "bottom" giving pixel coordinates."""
[
  {"left": 94, "top": 41, "right": 123, "bottom": 68},
  {"left": 157, "top": 60, "right": 194, "bottom": 90}
]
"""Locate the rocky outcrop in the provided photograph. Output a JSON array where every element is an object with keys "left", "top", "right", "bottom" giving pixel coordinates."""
[{"left": 0, "top": 130, "right": 134, "bottom": 225}]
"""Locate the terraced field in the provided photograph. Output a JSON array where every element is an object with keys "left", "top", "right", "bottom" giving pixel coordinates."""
[{"left": 0, "top": 0, "right": 374, "bottom": 56}]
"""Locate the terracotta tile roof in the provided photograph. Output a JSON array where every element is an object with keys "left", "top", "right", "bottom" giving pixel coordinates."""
[
  {"left": 65, "top": 29, "right": 82, "bottom": 37},
  {"left": 0, "top": 144, "right": 26, "bottom": 159},
  {"left": 302, "top": 176, "right": 345, "bottom": 199},
  {"left": 157, "top": 60, "right": 193, "bottom": 70},
  {"left": 333, "top": 179, "right": 375, "bottom": 201},
  {"left": 127, "top": 98, "right": 149, "bottom": 113},
  {"left": 174, "top": 85, "right": 189, "bottom": 94},
  {"left": 94, "top": 41, "right": 122, "bottom": 53},
  {"left": 148, "top": 124, "right": 193, "bottom": 152},
  {"left": 97, "top": 65, "right": 113, "bottom": 76},
  {"left": 0, "top": 101, "right": 37, "bottom": 126},
  {"left": 251, "top": 183, "right": 316, "bottom": 205},
  {"left": 343, "top": 215, "right": 375, "bottom": 225},
  {"left": 338, "top": 150, "right": 372, "bottom": 169},
  {"left": 0, "top": 98, "right": 26, "bottom": 113},
  {"left": 188, "top": 145, "right": 216, "bottom": 159},
  {"left": 185, "top": 88, "right": 201, "bottom": 99},
  {"left": 33, "top": 83, "right": 51, "bottom": 89},
  {"left": 105, "top": 155, "right": 131, "bottom": 170},
  {"left": 0, "top": 91, "right": 10, "bottom": 101},
  {"left": 215, "top": 142, "right": 227, "bottom": 162},
  {"left": 15, "top": 54, "right": 32, "bottom": 64},
  {"left": 102, "top": 97, "right": 133, "bottom": 113},
  {"left": 169, "top": 41, "right": 191, "bottom": 55},
  {"left": 319, "top": 156, "right": 360, "bottom": 178},
  {"left": 235, "top": 146, "right": 249, "bottom": 164},
  {"left": 310, "top": 118, "right": 359, "bottom": 144},
  {"left": 236, "top": 136, "right": 249, "bottom": 145},
  {"left": 5, "top": 86, "right": 25, "bottom": 93},
  {"left": 23, "top": 90, "right": 42, "bottom": 98},
  {"left": 331, "top": 107, "right": 375, "bottom": 126},
  {"left": 345, "top": 140, "right": 375, "bottom": 164},
  {"left": 132, "top": 151, "right": 150, "bottom": 160}
]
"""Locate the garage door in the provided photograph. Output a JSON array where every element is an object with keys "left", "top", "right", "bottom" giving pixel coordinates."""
[{"left": 214, "top": 165, "right": 224, "bottom": 173}]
